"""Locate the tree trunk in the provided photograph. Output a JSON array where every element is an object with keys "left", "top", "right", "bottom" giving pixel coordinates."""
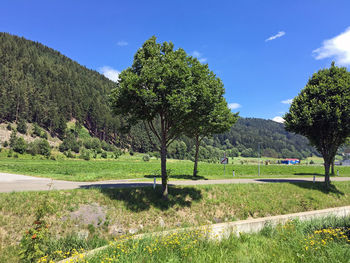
[
  {"left": 324, "top": 159, "right": 331, "bottom": 188},
  {"left": 331, "top": 159, "right": 335, "bottom": 175},
  {"left": 160, "top": 140, "right": 168, "bottom": 199},
  {"left": 193, "top": 135, "right": 200, "bottom": 177}
]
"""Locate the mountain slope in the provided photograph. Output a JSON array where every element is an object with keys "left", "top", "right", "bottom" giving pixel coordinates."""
[{"left": 0, "top": 32, "right": 119, "bottom": 140}]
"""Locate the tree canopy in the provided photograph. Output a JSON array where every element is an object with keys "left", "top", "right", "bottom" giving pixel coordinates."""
[
  {"left": 284, "top": 62, "right": 350, "bottom": 186},
  {"left": 110, "top": 36, "right": 233, "bottom": 197},
  {"left": 183, "top": 56, "right": 238, "bottom": 176}
]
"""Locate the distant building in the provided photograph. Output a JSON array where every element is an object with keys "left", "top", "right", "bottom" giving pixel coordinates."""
[{"left": 281, "top": 158, "right": 300, "bottom": 165}]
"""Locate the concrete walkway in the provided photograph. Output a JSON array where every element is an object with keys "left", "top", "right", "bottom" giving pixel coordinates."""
[{"left": 1, "top": 172, "right": 350, "bottom": 193}]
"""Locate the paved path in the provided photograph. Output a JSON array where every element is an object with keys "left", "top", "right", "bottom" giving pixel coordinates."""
[{"left": 1, "top": 172, "right": 350, "bottom": 193}]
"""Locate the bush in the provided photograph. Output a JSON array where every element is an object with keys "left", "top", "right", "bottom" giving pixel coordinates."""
[
  {"left": 6, "top": 123, "right": 12, "bottom": 131},
  {"left": 7, "top": 149, "right": 13, "bottom": 157},
  {"left": 83, "top": 138, "right": 101, "bottom": 151},
  {"left": 79, "top": 149, "right": 90, "bottom": 161},
  {"left": 12, "top": 137, "right": 27, "bottom": 154},
  {"left": 143, "top": 154, "right": 150, "bottom": 162},
  {"left": 113, "top": 149, "right": 122, "bottom": 159},
  {"left": 64, "top": 150, "right": 75, "bottom": 158},
  {"left": 310, "top": 160, "right": 315, "bottom": 164},
  {"left": 59, "top": 133, "right": 81, "bottom": 153},
  {"left": 101, "top": 152, "right": 107, "bottom": 159},
  {"left": 40, "top": 132, "right": 48, "bottom": 139},
  {"left": 3, "top": 141, "right": 8, "bottom": 147},
  {"left": 33, "top": 123, "right": 42, "bottom": 137},
  {"left": 129, "top": 150, "right": 134, "bottom": 156},
  {"left": 27, "top": 139, "right": 51, "bottom": 157},
  {"left": 17, "top": 119, "right": 27, "bottom": 134}
]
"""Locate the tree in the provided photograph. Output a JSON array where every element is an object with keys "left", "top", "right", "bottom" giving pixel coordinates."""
[
  {"left": 284, "top": 62, "right": 350, "bottom": 187},
  {"left": 110, "top": 36, "right": 210, "bottom": 198},
  {"left": 17, "top": 118, "right": 27, "bottom": 134},
  {"left": 183, "top": 57, "right": 238, "bottom": 176}
]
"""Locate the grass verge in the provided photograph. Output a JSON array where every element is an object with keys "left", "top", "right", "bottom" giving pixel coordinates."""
[{"left": 0, "top": 182, "right": 350, "bottom": 261}]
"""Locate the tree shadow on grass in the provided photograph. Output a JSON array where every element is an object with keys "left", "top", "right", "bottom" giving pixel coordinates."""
[
  {"left": 256, "top": 179, "right": 344, "bottom": 196},
  {"left": 80, "top": 184, "right": 202, "bottom": 212},
  {"left": 144, "top": 174, "right": 208, "bottom": 180},
  {"left": 293, "top": 173, "right": 324, "bottom": 176}
]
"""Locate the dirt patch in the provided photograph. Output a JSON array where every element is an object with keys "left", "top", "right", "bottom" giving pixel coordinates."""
[{"left": 63, "top": 203, "right": 106, "bottom": 227}]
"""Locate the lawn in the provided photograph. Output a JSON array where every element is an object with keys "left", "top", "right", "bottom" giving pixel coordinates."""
[
  {"left": 1, "top": 182, "right": 349, "bottom": 262},
  {"left": 0, "top": 153, "right": 349, "bottom": 181}
]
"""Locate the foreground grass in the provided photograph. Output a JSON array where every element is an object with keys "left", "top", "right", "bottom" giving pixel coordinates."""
[
  {"left": 1, "top": 182, "right": 350, "bottom": 261},
  {"left": 0, "top": 154, "right": 350, "bottom": 181},
  {"left": 84, "top": 217, "right": 350, "bottom": 263}
]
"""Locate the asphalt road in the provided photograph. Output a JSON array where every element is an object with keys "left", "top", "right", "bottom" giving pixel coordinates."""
[{"left": 1, "top": 172, "right": 350, "bottom": 193}]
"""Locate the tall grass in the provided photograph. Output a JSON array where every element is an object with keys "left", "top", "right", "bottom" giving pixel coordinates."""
[{"left": 82, "top": 216, "right": 350, "bottom": 263}]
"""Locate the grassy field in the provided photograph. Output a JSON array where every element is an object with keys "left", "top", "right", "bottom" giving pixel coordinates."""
[
  {"left": 85, "top": 217, "right": 350, "bottom": 263},
  {"left": 0, "top": 152, "right": 350, "bottom": 181},
  {"left": 1, "top": 182, "right": 349, "bottom": 261}
]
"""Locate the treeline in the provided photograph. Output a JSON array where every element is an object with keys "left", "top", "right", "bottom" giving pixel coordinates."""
[{"left": 0, "top": 33, "right": 319, "bottom": 161}]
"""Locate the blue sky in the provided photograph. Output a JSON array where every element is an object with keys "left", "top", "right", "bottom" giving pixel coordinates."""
[{"left": 2, "top": 0, "right": 350, "bottom": 121}]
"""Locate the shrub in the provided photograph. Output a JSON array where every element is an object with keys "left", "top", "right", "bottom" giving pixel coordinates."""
[
  {"left": 59, "top": 133, "right": 81, "bottom": 153},
  {"left": 17, "top": 119, "right": 27, "bottom": 134},
  {"left": 12, "top": 137, "right": 27, "bottom": 154},
  {"left": 33, "top": 123, "right": 42, "bottom": 137},
  {"left": 64, "top": 150, "right": 75, "bottom": 158},
  {"left": 79, "top": 149, "right": 90, "bottom": 161},
  {"left": 14, "top": 154, "right": 18, "bottom": 158},
  {"left": 143, "top": 154, "right": 150, "bottom": 162},
  {"left": 310, "top": 160, "right": 315, "bottom": 165},
  {"left": 101, "top": 152, "right": 107, "bottom": 159},
  {"left": 27, "top": 139, "right": 51, "bottom": 157},
  {"left": 3, "top": 141, "right": 8, "bottom": 147},
  {"left": 129, "top": 150, "right": 134, "bottom": 156},
  {"left": 7, "top": 149, "right": 13, "bottom": 157},
  {"left": 6, "top": 123, "right": 12, "bottom": 131},
  {"left": 113, "top": 149, "right": 122, "bottom": 159},
  {"left": 40, "top": 132, "right": 48, "bottom": 139}
]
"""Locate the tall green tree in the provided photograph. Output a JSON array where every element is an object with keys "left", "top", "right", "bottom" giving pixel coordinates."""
[
  {"left": 183, "top": 57, "right": 238, "bottom": 176},
  {"left": 110, "top": 36, "right": 224, "bottom": 198},
  {"left": 284, "top": 62, "right": 350, "bottom": 187}
]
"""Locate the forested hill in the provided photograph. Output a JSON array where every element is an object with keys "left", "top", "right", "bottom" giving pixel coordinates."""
[
  {"left": 0, "top": 33, "right": 318, "bottom": 159},
  {"left": 212, "top": 118, "right": 319, "bottom": 159},
  {"left": 0, "top": 32, "right": 119, "bottom": 140}
]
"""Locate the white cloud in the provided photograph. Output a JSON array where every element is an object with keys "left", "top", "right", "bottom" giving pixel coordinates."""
[
  {"left": 99, "top": 66, "right": 120, "bottom": 82},
  {"left": 281, "top": 99, "right": 293, "bottom": 104},
  {"left": 313, "top": 27, "right": 350, "bottom": 66},
  {"left": 272, "top": 116, "right": 285, "bottom": 123},
  {"left": 265, "top": 31, "right": 286, "bottom": 42},
  {"left": 117, "top": 40, "right": 128, "bottom": 46},
  {"left": 191, "top": 50, "right": 207, "bottom": 63},
  {"left": 228, "top": 103, "right": 241, "bottom": 110}
]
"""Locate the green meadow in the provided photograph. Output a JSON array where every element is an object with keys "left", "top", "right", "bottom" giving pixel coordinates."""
[{"left": 0, "top": 153, "right": 349, "bottom": 181}]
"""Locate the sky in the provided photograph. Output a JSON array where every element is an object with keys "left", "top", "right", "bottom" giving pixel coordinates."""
[{"left": 2, "top": 0, "right": 350, "bottom": 121}]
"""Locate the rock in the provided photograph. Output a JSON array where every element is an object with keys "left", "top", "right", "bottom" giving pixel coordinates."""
[{"left": 138, "top": 224, "right": 144, "bottom": 230}]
